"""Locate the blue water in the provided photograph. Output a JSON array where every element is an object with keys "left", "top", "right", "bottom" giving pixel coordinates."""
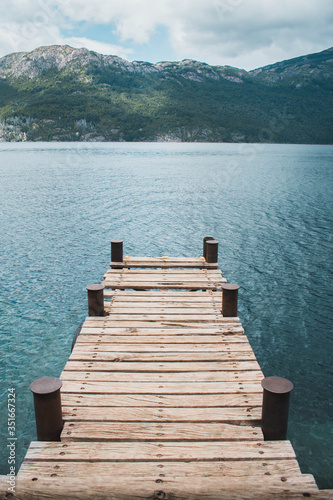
[{"left": 0, "top": 142, "right": 332, "bottom": 488}]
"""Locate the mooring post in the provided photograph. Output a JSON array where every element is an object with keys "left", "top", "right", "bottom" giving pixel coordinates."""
[
  {"left": 261, "top": 376, "right": 294, "bottom": 440},
  {"left": 203, "top": 236, "right": 214, "bottom": 260},
  {"left": 206, "top": 240, "right": 218, "bottom": 263},
  {"left": 29, "top": 377, "right": 63, "bottom": 441},
  {"left": 111, "top": 240, "right": 123, "bottom": 268},
  {"left": 86, "top": 283, "right": 105, "bottom": 316},
  {"left": 221, "top": 283, "right": 239, "bottom": 317}
]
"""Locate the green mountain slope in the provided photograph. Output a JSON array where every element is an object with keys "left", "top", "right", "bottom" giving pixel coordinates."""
[{"left": 0, "top": 45, "right": 332, "bottom": 143}]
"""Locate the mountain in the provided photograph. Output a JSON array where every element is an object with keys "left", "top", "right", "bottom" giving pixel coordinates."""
[{"left": 0, "top": 45, "right": 332, "bottom": 143}]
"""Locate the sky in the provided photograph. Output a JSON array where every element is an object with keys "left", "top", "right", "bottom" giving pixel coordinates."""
[{"left": 0, "top": 0, "right": 332, "bottom": 71}]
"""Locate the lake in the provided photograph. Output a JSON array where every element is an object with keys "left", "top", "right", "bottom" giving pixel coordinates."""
[{"left": 0, "top": 142, "right": 332, "bottom": 488}]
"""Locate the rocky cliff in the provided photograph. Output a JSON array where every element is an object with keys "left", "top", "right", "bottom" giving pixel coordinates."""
[{"left": 0, "top": 45, "right": 332, "bottom": 143}]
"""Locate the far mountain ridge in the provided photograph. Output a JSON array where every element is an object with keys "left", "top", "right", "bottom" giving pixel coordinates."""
[{"left": 0, "top": 45, "right": 332, "bottom": 143}]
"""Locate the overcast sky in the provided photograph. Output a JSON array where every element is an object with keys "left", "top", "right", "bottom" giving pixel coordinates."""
[{"left": 1, "top": 0, "right": 332, "bottom": 70}]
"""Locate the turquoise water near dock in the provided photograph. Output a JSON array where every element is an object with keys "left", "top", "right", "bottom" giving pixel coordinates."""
[{"left": 0, "top": 142, "right": 332, "bottom": 487}]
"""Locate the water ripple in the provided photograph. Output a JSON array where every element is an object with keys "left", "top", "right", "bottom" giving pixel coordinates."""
[{"left": 0, "top": 142, "right": 332, "bottom": 487}]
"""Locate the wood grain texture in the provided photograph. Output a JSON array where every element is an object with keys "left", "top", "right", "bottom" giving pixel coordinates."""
[
  {"left": 60, "top": 370, "right": 263, "bottom": 383},
  {"left": 62, "top": 360, "right": 261, "bottom": 372},
  {"left": 61, "top": 420, "right": 262, "bottom": 441},
  {"left": 60, "top": 392, "right": 263, "bottom": 407},
  {"left": 60, "top": 380, "right": 262, "bottom": 394},
  {"left": 24, "top": 440, "right": 297, "bottom": 461}
]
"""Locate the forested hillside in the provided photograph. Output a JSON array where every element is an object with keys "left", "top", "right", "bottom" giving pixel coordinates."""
[{"left": 0, "top": 45, "right": 332, "bottom": 143}]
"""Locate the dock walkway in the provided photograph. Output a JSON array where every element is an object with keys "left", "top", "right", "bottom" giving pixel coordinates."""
[{"left": 3, "top": 251, "right": 333, "bottom": 499}]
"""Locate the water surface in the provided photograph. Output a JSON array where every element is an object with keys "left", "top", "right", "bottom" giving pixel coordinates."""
[{"left": 0, "top": 142, "right": 332, "bottom": 488}]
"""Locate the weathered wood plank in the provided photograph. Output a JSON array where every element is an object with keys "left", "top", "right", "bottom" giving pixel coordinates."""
[
  {"left": 105, "top": 292, "right": 222, "bottom": 301},
  {"left": 60, "top": 392, "right": 263, "bottom": 407},
  {"left": 110, "top": 257, "right": 219, "bottom": 268},
  {"left": 5, "top": 477, "right": 322, "bottom": 500},
  {"left": 106, "top": 268, "right": 222, "bottom": 273},
  {"left": 104, "top": 272, "right": 224, "bottom": 282},
  {"left": 84, "top": 321, "right": 239, "bottom": 328},
  {"left": 63, "top": 360, "right": 261, "bottom": 372},
  {"left": 79, "top": 321, "right": 243, "bottom": 329},
  {"left": 71, "top": 342, "right": 255, "bottom": 353},
  {"left": 18, "top": 458, "right": 307, "bottom": 478},
  {"left": 60, "top": 380, "right": 261, "bottom": 394},
  {"left": 120, "top": 257, "right": 211, "bottom": 262},
  {"left": 69, "top": 350, "right": 258, "bottom": 362},
  {"left": 14, "top": 462, "right": 322, "bottom": 500},
  {"left": 107, "top": 307, "right": 221, "bottom": 314},
  {"left": 83, "top": 316, "right": 240, "bottom": 323},
  {"left": 108, "top": 299, "right": 222, "bottom": 306},
  {"left": 61, "top": 421, "right": 262, "bottom": 441},
  {"left": 60, "top": 371, "right": 263, "bottom": 383},
  {"left": 101, "top": 314, "right": 223, "bottom": 321},
  {"left": 104, "top": 273, "right": 223, "bottom": 280},
  {"left": 24, "top": 440, "right": 297, "bottom": 461},
  {"left": 79, "top": 327, "right": 245, "bottom": 335},
  {"left": 110, "top": 289, "right": 222, "bottom": 294},
  {"left": 61, "top": 406, "right": 262, "bottom": 422},
  {"left": 104, "top": 279, "right": 225, "bottom": 284},
  {"left": 104, "top": 280, "right": 222, "bottom": 286},
  {"left": 106, "top": 304, "right": 221, "bottom": 310},
  {"left": 104, "top": 284, "right": 225, "bottom": 290},
  {"left": 106, "top": 275, "right": 223, "bottom": 281},
  {"left": 76, "top": 334, "right": 247, "bottom": 343}
]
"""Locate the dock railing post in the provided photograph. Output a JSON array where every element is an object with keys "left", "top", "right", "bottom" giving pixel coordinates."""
[
  {"left": 111, "top": 240, "right": 123, "bottom": 269},
  {"left": 29, "top": 377, "right": 63, "bottom": 441},
  {"left": 261, "top": 376, "right": 294, "bottom": 440},
  {"left": 206, "top": 240, "right": 218, "bottom": 263},
  {"left": 203, "top": 236, "right": 214, "bottom": 260},
  {"left": 221, "top": 284, "right": 240, "bottom": 317},
  {"left": 86, "top": 284, "right": 105, "bottom": 316}
]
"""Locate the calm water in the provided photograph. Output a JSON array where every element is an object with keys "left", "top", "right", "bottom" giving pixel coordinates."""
[{"left": 0, "top": 142, "right": 332, "bottom": 488}]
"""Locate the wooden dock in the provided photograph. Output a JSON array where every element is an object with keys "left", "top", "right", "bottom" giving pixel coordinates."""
[{"left": 2, "top": 249, "right": 333, "bottom": 499}]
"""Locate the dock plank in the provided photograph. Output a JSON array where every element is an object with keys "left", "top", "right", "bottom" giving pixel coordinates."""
[
  {"left": 75, "top": 334, "right": 247, "bottom": 343},
  {"left": 79, "top": 326, "right": 246, "bottom": 334},
  {"left": 62, "top": 360, "right": 265, "bottom": 372},
  {"left": 71, "top": 342, "right": 255, "bottom": 352},
  {"left": 60, "top": 371, "right": 264, "bottom": 383},
  {"left": 60, "top": 392, "right": 263, "bottom": 406},
  {"left": 61, "top": 421, "right": 262, "bottom": 441},
  {"left": 24, "top": 440, "right": 297, "bottom": 461},
  {"left": 8, "top": 478, "right": 322, "bottom": 500},
  {"left": 61, "top": 406, "right": 262, "bottom": 422},
  {"left": 60, "top": 380, "right": 262, "bottom": 394},
  {"left": 68, "top": 351, "right": 258, "bottom": 362}
]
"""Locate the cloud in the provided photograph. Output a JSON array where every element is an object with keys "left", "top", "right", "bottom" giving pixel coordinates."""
[
  {"left": 0, "top": 0, "right": 332, "bottom": 69},
  {"left": 0, "top": 21, "right": 61, "bottom": 57},
  {"left": 63, "top": 37, "right": 133, "bottom": 60},
  {"left": 162, "top": 0, "right": 333, "bottom": 68}
]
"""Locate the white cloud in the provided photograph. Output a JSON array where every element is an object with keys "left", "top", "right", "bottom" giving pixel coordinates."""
[
  {"left": 163, "top": 0, "right": 333, "bottom": 68},
  {"left": 0, "top": 22, "right": 62, "bottom": 57},
  {"left": 63, "top": 37, "right": 133, "bottom": 60},
  {"left": 0, "top": 0, "right": 332, "bottom": 68}
]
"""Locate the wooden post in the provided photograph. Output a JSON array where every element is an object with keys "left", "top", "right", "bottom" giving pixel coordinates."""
[
  {"left": 261, "top": 376, "right": 294, "bottom": 440},
  {"left": 86, "top": 284, "right": 104, "bottom": 316},
  {"left": 203, "top": 236, "right": 214, "bottom": 260},
  {"left": 111, "top": 240, "right": 123, "bottom": 268},
  {"left": 29, "top": 377, "right": 63, "bottom": 441},
  {"left": 206, "top": 240, "right": 218, "bottom": 263},
  {"left": 222, "top": 283, "right": 239, "bottom": 317}
]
